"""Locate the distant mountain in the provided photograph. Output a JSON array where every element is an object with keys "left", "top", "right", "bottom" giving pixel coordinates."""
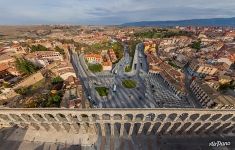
[{"left": 121, "top": 17, "right": 235, "bottom": 27}]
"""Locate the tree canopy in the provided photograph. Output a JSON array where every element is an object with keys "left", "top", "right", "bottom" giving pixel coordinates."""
[
  {"left": 15, "top": 58, "right": 39, "bottom": 75},
  {"left": 30, "top": 44, "right": 48, "bottom": 52}
]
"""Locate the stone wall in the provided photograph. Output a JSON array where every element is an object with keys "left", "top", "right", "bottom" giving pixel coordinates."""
[
  {"left": 13, "top": 72, "right": 44, "bottom": 89},
  {"left": 0, "top": 108, "right": 234, "bottom": 137}
]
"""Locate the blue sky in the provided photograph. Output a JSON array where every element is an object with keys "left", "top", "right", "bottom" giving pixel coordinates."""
[{"left": 0, "top": 0, "right": 235, "bottom": 25}]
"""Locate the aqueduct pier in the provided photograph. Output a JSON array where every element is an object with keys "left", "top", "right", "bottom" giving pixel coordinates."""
[{"left": 0, "top": 108, "right": 234, "bottom": 136}]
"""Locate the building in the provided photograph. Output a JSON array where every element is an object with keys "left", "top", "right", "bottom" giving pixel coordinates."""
[
  {"left": 25, "top": 51, "right": 63, "bottom": 67},
  {"left": 190, "top": 79, "right": 235, "bottom": 109},
  {"left": 188, "top": 59, "right": 218, "bottom": 77},
  {"left": 50, "top": 61, "right": 76, "bottom": 80},
  {"left": 147, "top": 54, "right": 186, "bottom": 97},
  {"left": 102, "top": 61, "right": 112, "bottom": 71},
  {"left": 61, "top": 76, "right": 83, "bottom": 108},
  {"left": 144, "top": 40, "right": 157, "bottom": 54},
  {"left": 219, "top": 75, "right": 232, "bottom": 85},
  {"left": 84, "top": 54, "right": 102, "bottom": 64},
  {"left": 108, "top": 49, "right": 117, "bottom": 63}
]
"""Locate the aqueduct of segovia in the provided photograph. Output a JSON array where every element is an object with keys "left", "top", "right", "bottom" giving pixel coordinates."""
[{"left": 0, "top": 108, "right": 234, "bottom": 136}]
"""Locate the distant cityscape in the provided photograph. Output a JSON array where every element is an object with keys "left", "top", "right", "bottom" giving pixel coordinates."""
[
  {"left": 0, "top": 25, "right": 234, "bottom": 109},
  {"left": 0, "top": 25, "right": 235, "bottom": 149}
]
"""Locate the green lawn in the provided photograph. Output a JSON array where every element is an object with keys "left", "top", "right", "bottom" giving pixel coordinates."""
[
  {"left": 88, "top": 64, "right": 102, "bottom": 73},
  {"left": 122, "top": 79, "right": 137, "bottom": 89},
  {"left": 125, "top": 65, "right": 132, "bottom": 72},
  {"left": 95, "top": 87, "right": 109, "bottom": 96}
]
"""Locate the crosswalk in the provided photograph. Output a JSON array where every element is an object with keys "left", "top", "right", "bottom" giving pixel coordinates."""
[{"left": 95, "top": 72, "right": 114, "bottom": 78}]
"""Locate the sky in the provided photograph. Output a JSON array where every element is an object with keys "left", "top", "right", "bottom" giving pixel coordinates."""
[{"left": 0, "top": 0, "right": 235, "bottom": 25}]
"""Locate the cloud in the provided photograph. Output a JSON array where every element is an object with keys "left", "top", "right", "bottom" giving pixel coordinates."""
[{"left": 0, "top": 0, "right": 234, "bottom": 24}]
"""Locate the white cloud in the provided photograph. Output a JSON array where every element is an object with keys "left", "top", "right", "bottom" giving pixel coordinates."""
[{"left": 0, "top": 0, "right": 234, "bottom": 24}]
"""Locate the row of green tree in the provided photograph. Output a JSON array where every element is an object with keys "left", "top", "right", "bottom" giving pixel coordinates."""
[
  {"left": 30, "top": 44, "right": 48, "bottom": 52},
  {"left": 134, "top": 29, "right": 193, "bottom": 39}
]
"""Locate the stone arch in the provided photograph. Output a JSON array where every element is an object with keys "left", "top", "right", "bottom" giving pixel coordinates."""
[
  {"left": 179, "top": 113, "right": 189, "bottom": 121},
  {"left": 102, "top": 114, "right": 111, "bottom": 120},
  {"left": 205, "top": 122, "right": 221, "bottom": 133},
  {"left": 51, "top": 123, "right": 61, "bottom": 131},
  {"left": 223, "top": 124, "right": 235, "bottom": 134},
  {"left": 32, "top": 114, "right": 45, "bottom": 122},
  {"left": 142, "top": 122, "right": 151, "bottom": 135},
  {"left": 67, "top": 114, "right": 79, "bottom": 122},
  {"left": 189, "top": 114, "right": 200, "bottom": 121},
  {"left": 160, "top": 122, "right": 171, "bottom": 134},
  {"left": 214, "top": 123, "right": 231, "bottom": 133},
  {"left": 104, "top": 123, "right": 111, "bottom": 135},
  {"left": 124, "top": 123, "right": 131, "bottom": 136},
  {"left": 210, "top": 114, "right": 222, "bottom": 121},
  {"left": 21, "top": 114, "right": 35, "bottom": 122},
  {"left": 114, "top": 122, "right": 121, "bottom": 135},
  {"left": 0, "top": 114, "right": 10, "bottom": 121},
  {"left": 62, "top": 123, "right": 71, "bottom": 132},
  {"left": 113, "top": 114, "right": 122, "bottom": 120},
  {"left": 9, "top": 114, "right": 23, "bottom": 122},
  {"left": 177, "top": 122, "right": 191, "bottom": 134},
  {"left": 199, "top": 114, "right": 211, "bottom": 121},
  {"left": 124, "top": 114, "right": 133, "bottom": 121},
  {"left": 19, "top": 123, "right": 29, "bottom": 129},
  {"left": 196, "top": 122, "right": 211, "bottom": 134},
  {"left": 30, "top": 123, "right": 40, "bottom": 130},
  {"left": 41, "top": 123, "right": 50, "bottom": 131},
  {"left": 232, "top": 116, "right": 235, "bottom": 122},
  {"left": 156, "top": 114, "right": 166, "bottom": 121},
  {"left": 186, "top": 122, "right": 201, "bottom": 134},
  {"left": 145, "top": 113, "right": 155, "bottom": 121},
  {"left": 80, "top": 114, "right": 89, "bottom": 121},
  {"left": 72, "top": 123, "right": 80, "bottom": 133},
  {"left": 153, "top": 122, "right": 162, "bottom": 134},
  {"left": 44, "top": 114, "right": 57, "bottom": 122},
  {"left": 169, "top": 122, "right": 181, "bottom": 134},
  {"left": 135, "top": 114, "right": 144, "bottom": 121},
  {"left": 56, "top": 113, "right": 68, "bottom": 122},
  {"left": 133, "top": 123, "right": 141, "bottom": 135},
  {"left": 220, "top": 114, "right": 233, "bottom": 121},
  {"left": 168, "top": 113, "right": 178, "bottom": 121},
  {"left": 91, "top": 114, "right": 100, "bottom": 121}
]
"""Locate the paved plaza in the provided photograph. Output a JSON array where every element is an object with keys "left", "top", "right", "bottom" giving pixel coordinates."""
[
  {"left": 71, "top": 43, "right": 193, "bottom": 109},
  {"left": 89, "top": 73, "right": 191, "bottom": 108}
]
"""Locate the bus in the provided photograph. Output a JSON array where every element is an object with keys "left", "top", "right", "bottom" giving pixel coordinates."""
[{"left": 113, "top": 84, "right": 117, "bottom": 92}]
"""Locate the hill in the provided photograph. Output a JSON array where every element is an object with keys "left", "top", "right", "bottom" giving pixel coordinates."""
[{"left": 122, "top": 17, "right": 235, "bottom": 27}]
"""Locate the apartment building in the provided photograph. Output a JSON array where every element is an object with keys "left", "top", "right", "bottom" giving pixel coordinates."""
[
  {"left": 84, "top": 54, "right": 102, "bottom": 64},
  {"left": 108, "top": 49, "right": 117, "bottom": 63},
  {"left": 190, "top": 79, "right": 235, "bottom": 109},
  {"left": 188, "top": 59, "right": 218, "bottom": 77},
  {"left": 147, "top": 54, "right": 186, "bottom": 97}
]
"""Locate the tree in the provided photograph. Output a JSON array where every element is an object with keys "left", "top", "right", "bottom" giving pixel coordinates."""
[
  {"left": 190, "top": 41, "right": 201, "bottom": 51},
  {"left": 15, "top": 87, "right": 31, "bottom": 96},
  {"left": 30, "top": 44, "right": 48, "bottom": 52},
  {"left": 15, "top": 58, "right": 39, "bottom": 75},
  {"left": 55, "top": 46, "right": 65, "bottom": 55},
  {"left": 51, "top": 76, "right": 64, "bottom": 85}
]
